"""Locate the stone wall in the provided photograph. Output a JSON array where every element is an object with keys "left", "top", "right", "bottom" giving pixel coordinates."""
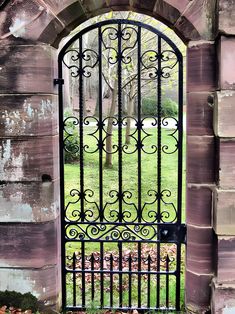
[
  {"left": 211, "top": 1, "right": 235, "bottom": 313},
  {"left": 0, "top": 0, "right": 234, "bottom": 313}
]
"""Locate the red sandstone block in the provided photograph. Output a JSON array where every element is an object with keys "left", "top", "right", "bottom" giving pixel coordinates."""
[
  {"left": 185, "top": 270, "right": 212, "bottom": 312},
  {"left": 0, "top": 266, "right": 60, "bottom": 304},
  {"left": 0, "top": 219, "right": 59, "bottom": 268},
  {"left": 0, "top": 95, "right": 58, "bottom": 137},
  {"left": 214, "top": 91, "right": 235, "bottom": 137},
  {"left": 0, "top": 44, "right": 56, "bottom": 94},
  {"left": 164, "top": 0, "right": 190, "bottom": 13},
  {"left": 174, "top": 16, "right": 201, "bottom": 42},
  {"left": 187, "top": 92, "right": 214, "bottom": 136},
  {"left": 219, "top": 0, "right": 235, "bottom": 35},
  {"left": 0, "top": 180, "right": 59, "bottom": 223},
  {"left": 187, "top": 135, "right": 215, "bottom": 184},
  {"left": 213, "top": 189, "right": 235, "bottom": 235},
  {"left": 217, "top": 236, "right": 235, "bottom": 283},
  {"left": 176, "top": 0, "right": 215, "bottom": 41},
  {"left": 218, "top": 140, "right": 235, "bottom": 189},
  {"left": 0, "top": 136, "right": 59, "bottom": 182},
  {"left": 153, "top": 0, "right": 181, "bottom": 28},
  {"left": 35, "top": 0, "right": 74, "bottom": 12},
  {"left": 186, "top": 225, "right": 214, "bottom": 274},
  {"left": 186, "top": 186, "right": 212, "bottom": 226},
  {"left": 211, "top": 279, "right": 235, "bottom": 313},
  {"left": 218, "top": 36, "right": 235, "bottom": 90},
  {"left": 187, "top": 42, "right": 216, "bottom": 92},
  {"left": 0, "top": 0, "right": 64, "bottom": 46},
  {"left": 131, "top": 0, "right": 157, "bottom": 12},
  {"left": 109, "top": 0, "right": 130, "bottom": 5}
]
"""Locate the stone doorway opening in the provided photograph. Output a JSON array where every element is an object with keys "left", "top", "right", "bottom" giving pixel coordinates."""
[{"left": 57, "top": 13, "right": 186, "bottom": 312}]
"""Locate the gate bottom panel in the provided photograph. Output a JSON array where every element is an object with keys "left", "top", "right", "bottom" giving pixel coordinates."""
[{"left": 64, "top": 240, "right": 184, "bottom": 311}]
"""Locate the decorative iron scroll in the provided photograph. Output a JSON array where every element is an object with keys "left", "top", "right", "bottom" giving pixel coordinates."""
[{"left": 65, "top": 187, "right": 177, "bottom": 225}]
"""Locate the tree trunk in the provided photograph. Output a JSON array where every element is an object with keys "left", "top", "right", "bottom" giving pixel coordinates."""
[
  {"left": 105, "top": 79, "right": 118, "bottom": 168},
  {"left": 125, "top": 85, "right": 135, "bottom": 145}
]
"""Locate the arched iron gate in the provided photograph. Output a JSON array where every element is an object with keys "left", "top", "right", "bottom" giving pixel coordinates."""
[{"left": 56, "top": 19, "right": 185, "bottom": 312}]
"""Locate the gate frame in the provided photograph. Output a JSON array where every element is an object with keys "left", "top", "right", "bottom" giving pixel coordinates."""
[{"left": 57, "top": 18, "right": 185, "bottom": 312}]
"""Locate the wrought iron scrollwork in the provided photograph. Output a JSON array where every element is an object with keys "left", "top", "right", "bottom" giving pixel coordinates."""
[{"left": 62, "top": 48, "right": 99, "bottom": 78}]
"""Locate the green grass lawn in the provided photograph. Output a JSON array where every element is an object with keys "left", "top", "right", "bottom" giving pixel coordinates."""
[{"left": 63, "top": 123, "right": 186, "bottom": 311}]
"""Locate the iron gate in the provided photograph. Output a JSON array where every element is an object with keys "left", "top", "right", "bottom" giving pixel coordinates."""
[{"left": 56, "top": 19, "right": 185, "bottom": 312}]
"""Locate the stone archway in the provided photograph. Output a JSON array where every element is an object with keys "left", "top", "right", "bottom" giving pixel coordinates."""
[{"left": 0, "top": 1, "right": 235, "bottom": 313}]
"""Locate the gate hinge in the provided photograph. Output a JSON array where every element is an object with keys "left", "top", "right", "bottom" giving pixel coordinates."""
[
  {"left": 54, "top": 78, "right": 64, "bottom": 85},
  {"left": 159, "top": 224, "right": 186, "bottom": 244}
]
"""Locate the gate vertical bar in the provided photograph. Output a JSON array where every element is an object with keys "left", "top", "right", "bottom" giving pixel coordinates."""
[
  {"left": 81, "top": 241, "right": 85, "bottom": 307},
  {"left": 156, "top": 35, "right": 162, "bottom": 309},
  {"left": 100, "top": 242, "right": 104, "bottom": 307},
  {"left": 57, "top": 61, "right": 66, "bottom": 310},
  {"left": 118, "top": 241, "right": 123, "bottom": 308},
  {"left": 91, "top": 253, "right": 95, "bottom": 301},
  {"left": 175, "top": 56, "right": 184, "bottom": 310},
  {"left": 128, "top": 254, "right": 132, "bottom": 308},
  {"left": 110, "top": 254, "right": 114, "bottom": 308},
  {"left": 117, "top": 23, "right": 123, "bottom": 223},
  {"left": 98, "top": 26, "right": 104, "bottom": 222},
  {"left": 177, "top": 56, "right": 184, "bottom": 225},
  {"left": 147, "top": 255, "right": 151, "bottom": 308},
  {"left": 137, "top": 27, "right": 142, "bottom": 220},
  {"left": 117, "top": 22, "right": 123, "bottom": 308},
  {"left": 137, "top": 25, "right": 142, "bottom": 310},
  {"left": 79, "top": 35, "right": 85, "bottom": 222},
  {"left": 79, "top": 33, "right": 86, "bottom": 309},
  {"left": 73, "top": 252, "right": 77, "bottom": 306}
]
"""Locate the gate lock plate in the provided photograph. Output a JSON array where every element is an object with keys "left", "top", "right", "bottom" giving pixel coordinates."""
[{"left": 159, "top": 224, "right": 186, "bottom": 243}]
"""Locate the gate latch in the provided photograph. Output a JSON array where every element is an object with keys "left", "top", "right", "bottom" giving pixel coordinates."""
[
  {"left": 159, "top": 224, "right": 186, "bottom": 243},
  {"left": 54, "top": 78, "right": 64, "bottom": 85}
]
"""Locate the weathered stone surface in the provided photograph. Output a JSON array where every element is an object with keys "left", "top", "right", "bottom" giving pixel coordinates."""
[
  {"left": 0, "top": 220, "right": 59, "bottom": 268},
  {"left": 213, "top": 189, "right": 235, "bottom": 235},
  {"left": 152, "top": 0, "right": 181, "bottom": 30},
  {"left": 0, "top": 266, "right": 60, "bottom": 305},
  {"left": 187, "top": 225, "right": 214, "bottom": 273},
  {"left": 0, "top": 0, "right": 106, "bottom": 46},
  {"left": 217, "top": 236, "right": 235, "bottom": 283},
  {"left": 109, "top": 0, "right": 131, "bottom": 8},
  {"left": 0, "top": 0, "right": 64, "bottom": 45},
  {"left": 46, "top": 1, "right": 108, "bottom": 46},
  {"left": 187, "top": 42, "right": 216, "bottom": 92},
  {"left": 0, "top": 180, "right": 59, "bottom": 222},
  {"left": 175, "top": 0, "right": 216, "bottom": 41},
  {"left": 219, "top": 0, "right": 235, "bottom": 35},
  {"left": 187, "top": 135, "right": 215, "bottom": 183},
  {"left": 185, "top": 270, "right": 212, "bottom": 312},
  {"left": 164, "top": 0, "right": 190, "bottom": 13},
  {"left": 0, "top": 136, "right": 59, "bottom": 182},
  {"left": 0, "top": 44, "right": 56, "bottom": 94},
  {"left": 174, "top": 16, "right": 201, "bottom": 42},
  {"left": 187, "top": 186, "right": 212, "bottom": 226},
  {"left": 187, "top": 92, "right": 214, "bottom": 136},
  {"left": 35, "top": 0, "right": 78, "bottom": 14},
  {"left": 0, "top": 95, "right": 58, "bottom": 137},
  {"left": 211, "top": 279, "right": 235, "bottom": 314},
  {"left": 214, "top": 91, "right": 235, "bottom": 137},
  {"left": 218, "top": 140, "right": 235, "bottom": 189},
  {"left": 218, "top": 36, "right": 235, "bottom": 90},
  {"left": 131, "top": 0, "right": 156, "bottom": 12}
]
